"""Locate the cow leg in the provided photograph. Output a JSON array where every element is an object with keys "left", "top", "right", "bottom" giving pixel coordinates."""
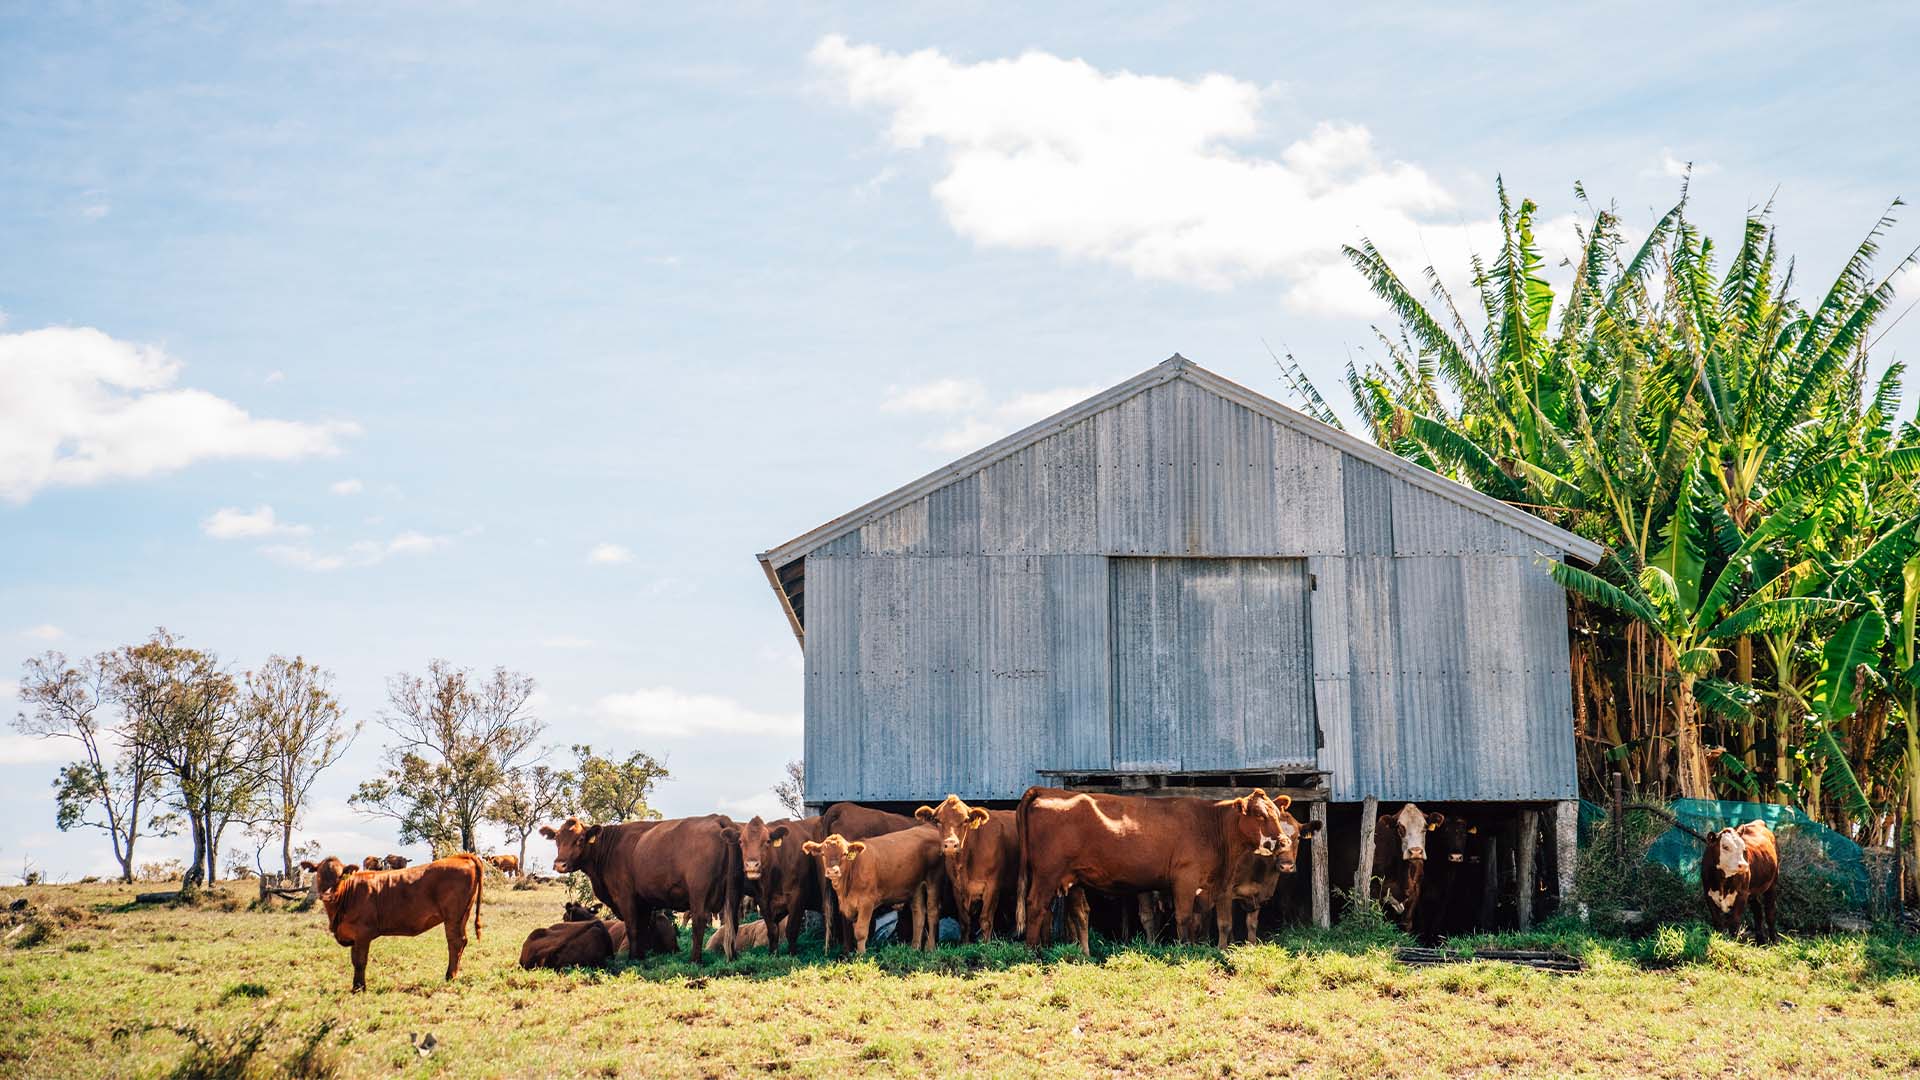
[
  {"left": 688, "top": 902, "right": 710, "bottom": 964},
  {"left": 851, "top": 903, "right": 873, "bottom": 955},
  {"left": 722, "top": 888, "right": 740, "bottom": 961},
  {"left": 1023, "top": 872, "right": 1058, "bottom": 951},
  {"left": 977, "top": 883, "right": 997, "bottom": 943},
  {"left": 1172, "top": 886, "right": 1200, "bottom": 946},
  {"left": 1065, "top": 886, "right": 1091, "bottom": 956},
  {"left": 444, "top": 917, "right": 468, "bottom": 980},
  {"left": 1213, "top": 888, "right": 1236, "bottom": 949},
  {"left": 1762, "top": 888, "right": 1779, "bottom": 944},
  {"left": 349, "top": 940, "right": 370, "bottom": 993},
  {"left": 1245, "top": 902, "right": 1262, "bottom": 946},
  {"left": 1137, "top": 893, "right": 1160, "bottom": 944},
  {"left": 918, "top": 883, "right": 937, "bottom": 952}
]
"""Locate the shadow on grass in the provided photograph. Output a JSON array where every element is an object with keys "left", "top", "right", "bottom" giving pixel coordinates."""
[{"left": 1423, "top": 915, "right": 1920, "bottom": 982}]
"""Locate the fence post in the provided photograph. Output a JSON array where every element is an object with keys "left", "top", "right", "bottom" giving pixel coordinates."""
[
  {"left": 1517, "top": 809, "right": 1540, "bottom": 930},
  {"left": 1354, "top": 795, "right": 1379, "bottom": 907},
  {"left": 1611, "top": 771, "right": 1625, "bottom": 864},
  {"left": 1310, "top": 801, "right": 1331, "bottom": 929}
]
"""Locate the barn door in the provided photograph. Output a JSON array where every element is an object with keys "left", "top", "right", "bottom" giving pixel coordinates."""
[{"left": 1110, "top": 557, "right": 1316, "bottom": 772}]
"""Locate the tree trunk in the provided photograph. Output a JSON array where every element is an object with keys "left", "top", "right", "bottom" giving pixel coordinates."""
[
  {"left": 1736, "top": 637, "right": 1756, "bottom": 770},
  {"left": 1675, "top": 677, "right": 1713, "bottom": 800},
  {"left": 1906, "top": 710, "right": 1920, "bottom": 890},
  {"left": 282, "top": 824, "right": 295, "bottom": 881},
  {"left": 1774, "top": 690, "right": 1795, "bottom": 805},
  {"left": 183, "top": 814, "right": 208, "bottom": 891},
  {"left": 517, "top": 833, "right": 529, "bottom": 874}
]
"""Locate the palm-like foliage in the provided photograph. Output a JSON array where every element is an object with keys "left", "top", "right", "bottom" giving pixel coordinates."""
[{"left": 1294, "top": 181, "right": 1920, "bottom": 846}]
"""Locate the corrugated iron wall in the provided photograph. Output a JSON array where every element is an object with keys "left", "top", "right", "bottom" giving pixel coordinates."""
[{"left": 802, "top": 377, "right": 1576, "bottom": 805}]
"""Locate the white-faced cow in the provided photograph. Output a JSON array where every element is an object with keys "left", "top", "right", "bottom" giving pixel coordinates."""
[
  {"left": 1372, "top": 803, "right": 1443, "bottom": 930},
  {"left": 1701, "top": 820, "right": 1779, "bottom": 943}
]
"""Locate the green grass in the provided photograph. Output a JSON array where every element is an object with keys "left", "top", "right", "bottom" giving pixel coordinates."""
[{"left": 2, "top": 881, "right": 1918, "bottom": 1077}]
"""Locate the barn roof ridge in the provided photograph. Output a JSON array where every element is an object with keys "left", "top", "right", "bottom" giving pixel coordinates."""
[{"left": 756, "top": 354, "right": 1603, "bottom": 572}]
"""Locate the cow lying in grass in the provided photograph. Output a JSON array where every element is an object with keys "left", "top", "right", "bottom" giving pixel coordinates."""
[
  {"left": 803, "top": 827, "right": 944, "bottom": 954},
  {"left": 520, "top": 918, "right": 615, "bottom": 970},
  {"left": 300, "top": 853, "right": 484, "bottom": 992},
  {"left": 561, "top": 900, "right": 679, "bottom": 956},
  {"left": 1702, "top": 820, "right": 1779, "bottom": 943}
]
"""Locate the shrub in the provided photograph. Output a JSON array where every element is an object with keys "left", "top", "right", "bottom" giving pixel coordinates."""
[
  {"left": 1574, "top": 808, "right": 1699, "bottom": 934},
  {"left": 1775, "top": 827, "right": 1846, "bottom": 932},
  {"left": 137, "top": 860, "right": 186, "bottom": 883}
]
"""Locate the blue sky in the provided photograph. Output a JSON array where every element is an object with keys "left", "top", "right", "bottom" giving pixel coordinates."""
[{"left": 4, "top": 3, "right": 1917, "bottom": 879}]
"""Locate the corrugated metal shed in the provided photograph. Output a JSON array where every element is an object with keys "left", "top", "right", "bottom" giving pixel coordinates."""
[{"left": 762, "top": 356, "right": 1598, "bottom": 805}]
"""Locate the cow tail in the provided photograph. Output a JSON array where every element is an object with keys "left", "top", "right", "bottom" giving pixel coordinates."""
[
  {"left": 1014, "top": 786, "right": 1037, "bottom": 937},
  {"left": 470, "top": 853, "right": 484, "bottom": 941}
]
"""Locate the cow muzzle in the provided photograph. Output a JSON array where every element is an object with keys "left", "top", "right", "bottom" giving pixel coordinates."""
[
  {"left": 744, "top": 865, "right": 762, "bottom": 880},
  {"left": 941, "top": 837, "right": 961, "bottom": 853},
  {"left": 551, "top": 859, "right": 571, "bottom": 873}
]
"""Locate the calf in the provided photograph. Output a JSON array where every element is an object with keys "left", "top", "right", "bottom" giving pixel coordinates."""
[
  {"left": 541, "top": 814, "right": 741, "bottom": 963},
  {"left": 1371, "top": 803, "right": 1441, "bottom": 930},
  {"left": 382, "top": 854, "right": 410, "bottom": 870},
  {"left": 1702, "top": 820, "right": 1779, "bottom": 943},
  {"left": 299, "top": 853, "right": 483, "bottom": 992},
  {"left": 487, "top": 854, "right": 522, "bottom": 878},
  {"left": 817, "top": 803, "right": 920, "bottom": 953},
  {"left": 732, "top": 816, "right": 824, "bottom": 953},
  {"left": 560, "top": 900, "right": 677, "bottom": 956},
  {"left": 803, "top": 827, "right": 945, "bottom": 954},
  {"left": 915, "top": 795, "right": 1018, "bottom": 942},
  {"left": 519, "top": 918, "right": 615, "bottom": 970},
  {"left": 1018, "top": 786, "right": 1295, "bottom": 952}
]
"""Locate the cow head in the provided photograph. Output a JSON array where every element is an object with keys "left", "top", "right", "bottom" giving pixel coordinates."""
[
  {"left": 916, "top": 794, "right": 990, "bottom": 857},
  {"left": 1267, "top": 799, "right": 1324, "bottom": 873},
  {"left": 1712, "top": 828, "right": 1750, "bottom": 878},
  {"left": 735, "top": 816, "right": 790, "bottom": 881},
  {"left": 1379, "top": 803, "right": 1442, "bottom": 861},
  {"left": 801, "top": 833, "right": 865, "bottom": 891},
  {"left": 1430, "top": 815, "right": 1474, "bottom": 864},
  {"left": 1229, "top": 789, "right": 1295, "bottom": 860},
  {"left": 539, "top": 816, "right": 602, "bottom": 874},
  {"left": 562, "top": 901, "right": 602, "bottom": 922},
  {"left": 361, "top": 855, "right": 382, "bottom": 871}
]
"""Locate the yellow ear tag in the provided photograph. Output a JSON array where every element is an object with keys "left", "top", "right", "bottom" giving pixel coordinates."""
[
  {"left": 771, "top": 838, "right": 782, "bottom": 848},
  {"left": 588, "top": 835, "right": 599, "bottom": 845}
]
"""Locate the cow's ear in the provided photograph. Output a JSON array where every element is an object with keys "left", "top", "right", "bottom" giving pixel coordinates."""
[
  {"left": 1377, "top": 813, "right": 1394, "bottom": 830},
  {"left": 966, "top": 807, "right": 990, "bottom": 829},
  {"left": 299, "top": 860, "right": 317, "bottom": 872},
  {"left": 801, "top": 840, "right": 822, "bottom": 855},
  {"left": 769, "top": 825, "right": 789, "bottom": 846},
  {"left": 1235, "top": 795, "right": 1252, "bottom": 815},
  {"left": 585, "top": 825, "right": 603, "bottom": 846},
  {"left": 915, "top": 805, "right": 936, "bottom": 822},
  {"left": 846, "top": 841, "right": 867, "bottom": 860},
  {"left": 1273, "top": 794, "right": 1292, "bottom": 812},
  {"left": 1299, "top": 819, "right": 1324, "bottom": 837},
  {"left": 721, "top": 826, "right": 740, "bottom": 844},
  {"left": 1427, "top": 812, "right": 1445, "bottom": 828}
]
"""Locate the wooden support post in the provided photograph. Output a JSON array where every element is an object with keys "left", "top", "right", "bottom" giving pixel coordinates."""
[
  {"left": 1310, "top": 801, "right": 1330, "bottom": 929},
  {"left": 1354, "top": 795, "right": 1379, "bottom": 906},
  {"left": 1517, "top": 809, "right": 1539, "bottom": 931},
  {"left": 1480, "top": 834, "right": 1500, "bottom": 928},
  {"left": 1611, "top": 772, "right": 1624, "bottom": 864},
  {"left": 1555, "top": 800, "right": 1579, "bottom": 915}
]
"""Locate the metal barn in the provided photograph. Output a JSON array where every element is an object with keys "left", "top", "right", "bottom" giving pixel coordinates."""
[{"left": 756, "top": 356, "right": 1603, "bottom": 928}]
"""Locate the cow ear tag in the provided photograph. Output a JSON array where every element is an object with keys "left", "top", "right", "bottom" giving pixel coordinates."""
[
  {"left": 771, "top": 838, "right": 782, "bottom": 848},
  {"left": 588, "top": 834, "right": 599, "bottom": 845}
]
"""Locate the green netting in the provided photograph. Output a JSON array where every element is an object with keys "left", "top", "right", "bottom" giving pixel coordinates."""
[
  {"left": 1643, "top": 799, "right": 1870, "bottom": 912},
  {"left": 1577, "top": 799, "right": 1610, "bottom": 847}
]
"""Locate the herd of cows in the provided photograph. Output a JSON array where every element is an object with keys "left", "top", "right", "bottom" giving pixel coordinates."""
[{"left": 294, "top": 787, "right": 1785, "bottom": 992}]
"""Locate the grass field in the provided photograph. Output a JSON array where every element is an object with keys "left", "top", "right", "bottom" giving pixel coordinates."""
[{"left": 3, "top": 878, "right": 1918, "bottom": 1078}]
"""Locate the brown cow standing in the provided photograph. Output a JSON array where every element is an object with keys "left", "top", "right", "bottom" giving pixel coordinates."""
[
  {"left": 817, "top": 803, "right": 919, "bottom": 953},
  {"left": 732, "top": 816, "right": 824, "bottom": 953},
  {"left": 299, "top": 853, "right": 483, "bottom": 992},
  {"left": 1371, "top": 803, "right": 1441, "bottom": 930},
  {"left": 916, "top": 795, "right": 1019, "bottom": 942},
  {"left": 519, "top": 918, "right": 615, "bottom": 970},
  {"left": 803, "top": 827, "right": 945, "bottom": 954},
  {"left": 1018, "top": 786, "right": 1294, "bottom": 952},
  {"left": 1702, "top": 820, "right": 1779, "bottom": 943},
  {"left": 1219, "top": 795, "right": 1321, "bottom": 943},
  {"left": 541, "top": 815, "right": 741, "bottom": 963},
  {"left": 382, "top": 854, "right": 409, "bottom": 870},
  {"left": 487, "top": 854, "right": 522, "bottom": 878}
]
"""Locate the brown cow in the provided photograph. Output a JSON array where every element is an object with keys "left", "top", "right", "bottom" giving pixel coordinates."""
[
  {"left": 519, "top": 918, "right": 614, "bottom": 970},
  {"left": 487, "top": 854, "right": 522, "bottom": 878},
  {"left": 561, "top": 900, "right": 678, "bottom": 956},
  {"left": 382, "top": 854, "right": 410, "bottom": 870},
  {"left": 732, "top": 816, "right": 824, "bottom": 953},
  {"left": 1219, "top": 796, "right": 1321, "bottom": 943},
  {"left": 361, "top": 855, "right": 383, "bottom": 871},
  {"left": 803, "top": 827, "right": 944, "bottom": 954},
  {"left": 1702, "top": 820, "right": 1779, "bottom": 943},
  {"left": 916, "top": 795, "right": 1019, "bottom": 942},
  {"left": 817, "top": 803, "right": 920, "bottom": 953},
  {"left": 706, "top": 919, "right": 771, "bottom": 952},
  {"left": 1371, "top": 803, "right": 1442, "bottom": 930},
  {"left": 1018, "top": 786, "right": 1294, "bottom": 952},
  {"left": 299, "top": 853, "right": 483, "bottom": 992},
  {"left": 541, "top": 815, "right": 741, "bottom": 963}
]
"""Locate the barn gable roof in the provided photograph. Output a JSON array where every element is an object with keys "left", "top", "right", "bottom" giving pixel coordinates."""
[{"left": 756, "top": 355, "right": 1603, "bottom": 639}]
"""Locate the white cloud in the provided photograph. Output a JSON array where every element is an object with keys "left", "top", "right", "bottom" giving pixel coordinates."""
[
  {"left": 0, "top": 326, "right": 357, "bottom": 502},
  {"left": 328, "top": 478, "right": 363, "bottom": 495},
  {"left": 19, "top": 624, "right": 64, "bottom": 641},
  {"left": 810, "top": 37, "right": 1586, "bottom": 315},
  {"left": 262, "top": 530, "right": 449, "bottom": 572},
  {"left": 882, "top": 377, "right": 988, "bottom": 413},
  {"left": 587, "top": 542, "right": 633, "bottom": 565},
  {"left": 1651, "top": 150, "right": 1719, "bottom": 179},
  {"left": 0, "top": 734, "right": 73, "bottom": 766},
  {"left": 264, "top": 370, "right": 286, "bottom": 384},
  {"left": 80, "top": 202, "right": 110, "bottom": 221},
  {"left": 541, "top": 636, "right": 595, "bottom": 649},
  {"left": 594, "top": 687, "right": 800, "bottom": 739},
  {"left": 201, "top": 504, "right": 311, "bottom": 540},
  {"left": 885, "top": 378, "right": 1103, "bottom": 454}
]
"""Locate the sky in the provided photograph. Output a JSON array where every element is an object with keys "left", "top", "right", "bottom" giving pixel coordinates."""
[{"left": 3, "top": 2, "right": 1918, "bottom": 880}]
